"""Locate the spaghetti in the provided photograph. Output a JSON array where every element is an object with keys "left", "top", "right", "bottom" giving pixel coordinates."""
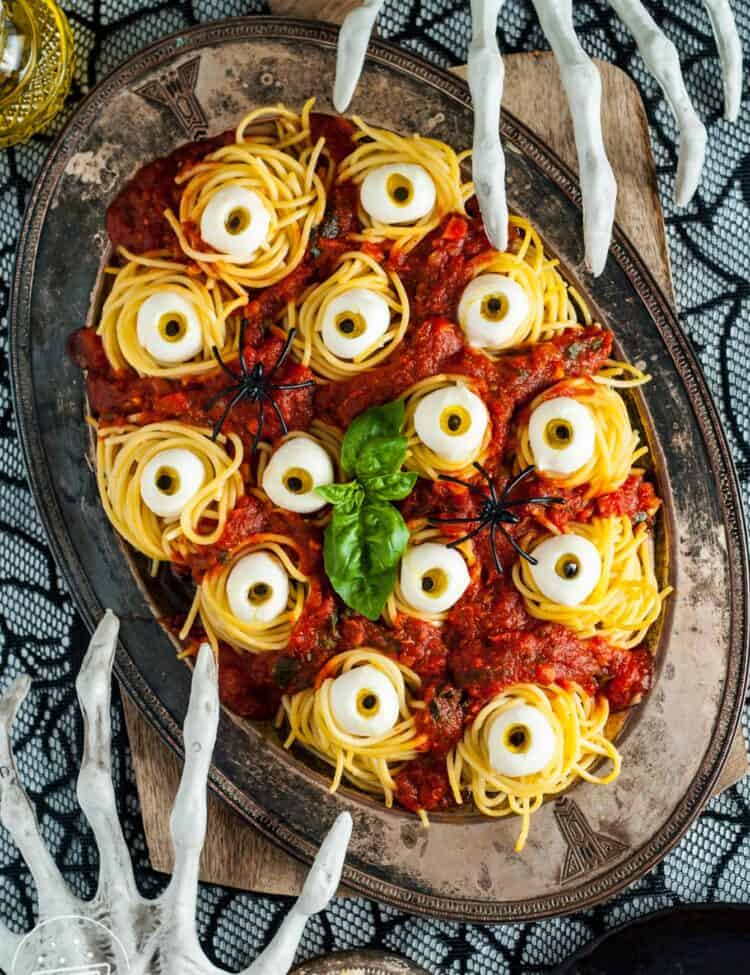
[
  {"left": 254, "top": 420, "right": 343, "bottom": 525},
  {"left": 279, "top": 649, "right": 427, "bottom": 807},
  {"left": 95, "top": 421, "right": 244, "bottom": 565},
  {"left": 71, "top": 103, "right": 676, "bottom": 839},
  {"left": 285, "top": 250, "right": 410, "bottom": 380},
  {"left": 459, "top": 216, "right": 589, "bottom": 354},
  {"left": 166, "top": 101, "right": 327, "bottom": 294},
  {"left": 383, "top": 521, "right": 476, "bottom": 626},
  {"left": 337, "top": 115, "right": 471, "bottom": 254},
  {"left": 514, "top": 371, "right": 648, "bottom": 496},
  {"left": 447, "top": 682, "right": 621, "bottom": 851},
  {"left": 403, "top": 374, "right": 492, "bottom": 480},
  {"left": 97, "top": 248, "right": 245, "bottom": 378},
  {"left": 512, "top": 515, "right": 670, "bottom": 648},
  {"left": 183, "top": 533, "right": 310, "bottom": 654}
]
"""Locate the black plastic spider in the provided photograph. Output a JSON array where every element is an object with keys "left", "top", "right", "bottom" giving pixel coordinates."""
[
  {"left": 429, "top": 463, "right": 564, "bottom": 575},
  {"left": 205, "top": 321, "right": 315, "bottom": 450}
]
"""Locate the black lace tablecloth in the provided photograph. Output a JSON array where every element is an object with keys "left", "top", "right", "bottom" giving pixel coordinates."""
[{"left": 1, "top": 2, "right": 749, "bottom": 972}]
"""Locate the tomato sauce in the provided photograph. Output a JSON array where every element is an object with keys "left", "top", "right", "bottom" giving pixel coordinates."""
[{"left": 78, "top": 128, "right": 664, "bottom": 817}]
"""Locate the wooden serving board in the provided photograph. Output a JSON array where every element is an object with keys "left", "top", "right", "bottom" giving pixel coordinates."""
[{"left": 121, "top": 11, "right": 749, "bottom": 894}]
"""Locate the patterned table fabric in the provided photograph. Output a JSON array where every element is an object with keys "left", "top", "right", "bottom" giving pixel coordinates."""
[{"left": 0, "top": 2, "right": 748, "bottom": 972}]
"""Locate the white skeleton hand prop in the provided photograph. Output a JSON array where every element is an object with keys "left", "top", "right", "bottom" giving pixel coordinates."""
[
  {"left": 468, "top": 0, "right": 509, "bottom": 254},
  {"left": 333, "top": 0, "right": 743, "bottom": 274},
  {"left": 0, "top": 610, "right": 353, "bottom": 975}
]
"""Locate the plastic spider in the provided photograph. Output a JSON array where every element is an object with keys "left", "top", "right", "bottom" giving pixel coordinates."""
[
  {"left": 206, "top": 321, "right": 315, "bottom": 448},
  {"left": 429, "top": 463, "right": 564, "bottom": 575}
]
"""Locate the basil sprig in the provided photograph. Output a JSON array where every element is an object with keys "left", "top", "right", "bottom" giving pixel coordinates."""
[{"left": 317, "top": 400, "right": 418, "bottom": 620}]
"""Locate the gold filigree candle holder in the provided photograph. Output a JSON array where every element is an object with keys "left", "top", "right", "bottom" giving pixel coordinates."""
[{"left": 0, "top": 0, "right": 73, "bottom": 148}]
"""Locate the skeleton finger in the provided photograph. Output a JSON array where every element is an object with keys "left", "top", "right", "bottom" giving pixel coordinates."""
[
  {"left": 468, "top": 0, "right": 508, "bottom": 252},
  {"left": 0, "top": 676, "right": 78, "bottom": 918},
  {"left": 164, "top": 643, "right": 219, "bottom": 936},
  {"left": 703, "top": 0, "right": 743, "bottom": 121},
  {"left": 246, "top": 812, "right": 352, "bottom": 975},
  {"left": 531, "top": 0, "right": 617, "bottom": 276},
  {"left": 0, "top": 921, "right": 21, "bottom": 973},
  {"left": 76, "top": 609, "right": 139, "bottom": 906},
  {"left": 333, "top": 0, "right": 386, "bottom": 113},
  {"left": 608, "top": 0, "right": 707, "bottom": 206}
]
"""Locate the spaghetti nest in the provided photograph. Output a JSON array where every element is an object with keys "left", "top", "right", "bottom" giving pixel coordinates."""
[
  {"left": 183, "top": 533, "right": 310, "bottom": 654},
  {"left": 95, "top": 421, "right": 244, "bottom": 566},
  {"left": 279, "top": 649, "right": 427, "bottom": 806},
  {"left": 383, "top": 521, "right": 476, "bottom": 627},
  {"left": 512, "top": 515, "right": 671, "bottom": 649},
  {"left": 514, "top": 366, "right": 649, "bottom": 496},
  {"left": 461, "top": 216, "right": 591, "bottom": 354},
  {"left": 403, "top": 374, "right": 492, "bottom": 480},
  {"left": 97, "top": 248, "right": 245, "bottom": 378},
  {"left": 446, "top": 682, "right": 620, "bottom": 851},
  {"left": 337, "top": 115, "right": 471, "bottom": 254},
  {"left": 285, "top": 249, "right": 410, "bottom": 380},
  {"left": 166, "top": 100, "right": 327, "bottom": 294},
  {"left": 254, "top": 420, "right": 343, "bottom": 526}
]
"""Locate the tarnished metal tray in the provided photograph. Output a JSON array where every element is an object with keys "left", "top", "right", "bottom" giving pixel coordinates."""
[{"left": 9, "top": 18, "right": 748, "bottom": 921}]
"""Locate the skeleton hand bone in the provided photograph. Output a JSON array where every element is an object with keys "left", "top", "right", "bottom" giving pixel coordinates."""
[
  {"left": 0, "top": 611, "right": 352, "bottom": 975},
  {"left": 333, "top": 0, "right": 743, "bottom": 275}
]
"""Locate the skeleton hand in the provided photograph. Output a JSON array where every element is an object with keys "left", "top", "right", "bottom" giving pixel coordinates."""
[
  {"left": 0, "top": 611, "right": 352, "bottom": 975},
  {"left": 333, "top": 0, "right": 743, "bottom": 275}
]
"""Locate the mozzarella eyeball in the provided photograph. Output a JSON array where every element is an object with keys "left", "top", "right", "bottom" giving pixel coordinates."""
[
  {"left": 528, "top": 533, "right": 602, "bottom": 607},
  {"left": 136, "top": 290, "right": 203, "bottom": 364},
  {"left": 400, "top": 542, "right": 470, "bottom": 613},
  {"left": 226, "top": 551, "right": 289, "bottom": 624},
  {"left": 262, "top": 437, "right": 335, "bottom": 513},
  {"left": 487, "top": 704, "right": 556, "bottom": 777},
  {"left": 200, "top": 185, "right": 271, "bottom": 261},
  {"left": 528, "top": 397, "right": 596, "bottom": 476},
  {"left": 140, "top": 447, "right": 205, "bottom": 519},
  {"left": 320, "top": 287, "right": 391, "bottom": 360},
  {"left": 413, "top": 384, "right": 489, "bottom": 464},
  {"left": 329, "top": 664, "right": 400, "bottom": 738},
  {"left": 360, "top": 163, "right": 437, "bottom": 225},
  {"left": 457, "top": 274, "right": 530, "bottom": 350}
]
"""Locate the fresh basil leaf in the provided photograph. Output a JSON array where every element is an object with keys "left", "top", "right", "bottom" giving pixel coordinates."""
[
  {"left": 316, "top": 481, "right": 364, "bottom": 511},
  {"left": 354, "top": 434, "right": 408, "bottom": 479},
  {"left": 360, "top": 501, "right": 409, "bottom": 573},
  {"left": 329, "top": 566, "right": 398, "bottom": 622},
  {"left": 363, "top": 470, "right": 418, "bottom": 502},
  {"left": 323, "top": 507, "right": 363, "bottom": 581},
  {"left": 340, "top": 400, "right": 405, "bottom": 474}
]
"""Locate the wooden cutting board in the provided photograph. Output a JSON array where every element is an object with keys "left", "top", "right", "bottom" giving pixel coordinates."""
[{"left": 121, "top": 5, "right": 749, "bottom": 894}]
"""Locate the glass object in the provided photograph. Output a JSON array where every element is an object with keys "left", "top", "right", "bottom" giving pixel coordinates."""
[{"left": 0, "top": 0, "right": 73, "bottom": 148}]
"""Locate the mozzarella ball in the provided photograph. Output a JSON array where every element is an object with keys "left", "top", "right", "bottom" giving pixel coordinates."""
[
  {"left": 528, "top": 533, "right": 602, "bottom": 607},
  {"left": 487, "top": 703, "right": 556, "bottom": 777},
  {"left": 200, "top": 185, "right": 271, "bottom": 261},
  {"left": 329, "top": 664, "right": 400, "bottom": 738},
  {"left": 226, "top": 551, "right": 290, "bottom": 624},
  {"left": 136, "top": 290, "right": 203, "bottom": 364},
  {"left": 528, "top": 397, "right": 596, "bottom": 476},
  {"left": 457, "top": 274, "right": 530, "bottom": 349},
  {"left": 360, "top": 163, "right": 436, "bottom": 225},
  {"left": 262, "top": 437, "right": 335, "bottom": 514},
  {"left": 140, "top": 447, "right": 205, "bottom": 519},
  {"left": 400, "top": 542, "right": 470, "bottom": 613},
  {"left": 320, "top": 288, "right": 391, "bottom": 360},
  {"left": 413, "top": 384, "right": 489, "bottom": 464}
]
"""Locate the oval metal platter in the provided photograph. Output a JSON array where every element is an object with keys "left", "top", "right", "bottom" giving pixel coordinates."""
[
  {"left": 9, "top": 18, "right": 749, "bottom": 921},
  {"left": 291, "top": 951, "right": 427, "bottom": 975}
]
